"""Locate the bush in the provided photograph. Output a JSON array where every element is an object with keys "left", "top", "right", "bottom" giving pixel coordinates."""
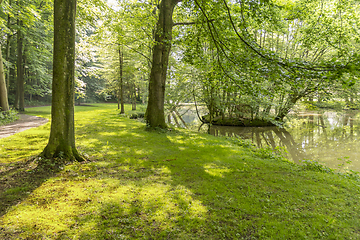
[
  {"left": 301, "top": 159, "right": 333, "bottom": 173},
  {"left": 24, "top": 99, "right": 51, "bottom": 107},
  {"left": 129, "top": 112, "right": 145, "bottom": 119},
  {"left": 0, "top": 109, "right": 19, "bottom": 125}
]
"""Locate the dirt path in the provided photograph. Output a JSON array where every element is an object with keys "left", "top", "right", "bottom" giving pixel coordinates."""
[{"left": 0, "top": 114, "right": 48, "bottom": 139}]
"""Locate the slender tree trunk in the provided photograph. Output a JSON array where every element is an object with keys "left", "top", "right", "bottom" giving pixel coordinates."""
[
  {"left": 175, "top": 109, "right": 187, "bottom": 128},
  {"left": 16, "top": 20, "right": 25, "bottom": 112},
  {"left": 5, "top": 2, "right": 11, "bottom": 95},
  {"left": 145, "top": 0, "right": 180, "bottom": 128},
  {"left": 13, "top": 24, "right": 20, "bottom": 109},
  {"left": 275, "top": 92, "right": 303, "bottom": 121},
  {"left": 5, "top": 40, "right": 11, "bottom": 95},
  {"left": 0, "top": 44, "right": 9, "bottom": 111},
  {"left": 117, "top": 92, "right": 120, "bottom": 109},
  {"left": 119, "top": 49, "right": 124, "bottom": 114},
  {"left": 5, "top": 39, "right": 10, "bottom": 96},
  {"left": 132, "top": 83, "right": 136, "bottom": 110},
  {"left": 41, "top": 0, "right": 83, "bottom": 162}
]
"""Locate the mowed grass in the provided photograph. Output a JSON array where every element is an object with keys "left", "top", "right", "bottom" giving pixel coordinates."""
[{"left": 1, "top": 103, "right": 360, "bottom": 239}]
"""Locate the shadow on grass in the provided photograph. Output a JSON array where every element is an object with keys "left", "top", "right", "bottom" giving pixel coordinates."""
[
  {"left": 0, "top": 110, "right": 279, "bottom": 238},
  {"left": 2, "top": 107, "right": 359, "bottom": 239},
  {"left": 56, "top": 116, "right": 258, "bottom": 238},
  {"left": 0, "top": 158, "right": 63, "bottom": 217}
]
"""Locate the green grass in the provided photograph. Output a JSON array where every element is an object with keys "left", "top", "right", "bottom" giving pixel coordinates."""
[{"left": 1, "top": 103, "right": 360, "bottom": 239}]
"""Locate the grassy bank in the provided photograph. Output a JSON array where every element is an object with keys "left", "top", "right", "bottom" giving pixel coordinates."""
[{"left": 0, "top": 104, "right": 360, "bottom": 239}]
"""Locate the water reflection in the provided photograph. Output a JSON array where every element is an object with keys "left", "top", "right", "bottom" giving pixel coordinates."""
[
  {"left": 209, "top": 111, "right": 360, "bottom": 172},
  {"left": 167, "top": 105, "right": 206, "bottom": 128}
]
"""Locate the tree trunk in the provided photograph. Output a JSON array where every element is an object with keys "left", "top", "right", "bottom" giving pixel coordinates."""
[
  {"left": 5, "top": 2, "right": 12, "bottom": 96},
  {"left": 145, "top": 0, "right": 180, "bottom": 128},
  {"left": 41, "top": 0, "right": 83, "bottom": 162},
  {"left": 5, "top": 39, "right": 10, "bottom": 96},
  {"left": 119, "top": 49, "right": 124, "bottom": 114},
  {"left": 117, "top": 92, "right": 120, "bottom": 109},
  {"left": 275, "top": 93, "right": 303, "bottom": 121},
  {"left": 16, "top": 20, "right": 25, "bottom": 112},
  {"left": 13, "top": 23, "right": 20, "bottom": 109},
  {"left": 132, "top": 83, "right": 136, "bottom": 110},
  {"left": 0, "top": 44, "right": 9, "bottom": 111}
]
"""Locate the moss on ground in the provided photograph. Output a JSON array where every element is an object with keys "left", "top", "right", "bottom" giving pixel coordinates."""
[{"left": 0, "top": 103, "right": 360, "bottom": 239}]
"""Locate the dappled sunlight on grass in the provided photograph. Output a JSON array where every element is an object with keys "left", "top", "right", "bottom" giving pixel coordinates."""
[
  {"left": 1, "top": 104, "right": 360, "bottom": 239},
  {"left": 98, "top": 132, "right": 118, "bottom": 136},
  {"left": 1, "top": 159, "right": 208, "bottom": 239},
  {"left": 0, "top": 124, "right": 50, "bottom": 164},
  {"left": 204, "top": 163, "right": 232, "bottom": 178}
]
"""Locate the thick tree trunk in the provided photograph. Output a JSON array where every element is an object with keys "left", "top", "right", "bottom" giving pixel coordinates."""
[
  {"left": 145, "top": 0, "right": 180, "bottom": 128},
  {"left": 0, "top": 44, "right": 9, "bottom": 111},
  {"left": 41, "top": 0, "right": 83, "bottom": 162},
  {"left": 119, "top": 49, "right": 124, "bottom": 114}
]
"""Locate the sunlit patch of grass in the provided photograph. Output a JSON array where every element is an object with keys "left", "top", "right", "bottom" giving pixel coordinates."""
[
  {"left": 1, "top": 104, "right": 360, "bottom": 239},
  {"left": 204, "top": 163, "right": 232, "bottom": 178},
  {"left": 2, "top": 159, "right": 208, "bottom": 239},
  {"left": 0, "top": 125, "right": 50, "bottom": 164}
]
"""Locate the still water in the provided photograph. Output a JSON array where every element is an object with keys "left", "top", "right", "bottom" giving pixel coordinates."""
[
  {"left": 171, "top": 108, "right": 360, "bottom": 172},
  {"left": 209, "top": 111, "right": 360, "bottom": 172}
]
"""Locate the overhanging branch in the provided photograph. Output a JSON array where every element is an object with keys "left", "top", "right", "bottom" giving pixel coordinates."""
[{"left": 173, "top": 19, "right": 215, "bottom": 26}]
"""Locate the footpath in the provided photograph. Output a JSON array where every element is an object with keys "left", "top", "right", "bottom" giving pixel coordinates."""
[{"left": 0, "top": 114, "right": 48, "bottom": 139}]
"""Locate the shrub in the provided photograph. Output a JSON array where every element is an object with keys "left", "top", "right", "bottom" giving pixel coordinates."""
[
  {"left": 129, "top": 112, "right": 145, "bottom": 119},
  {"left": 0, "top": 109, "right": 19, "bottom": 125}
]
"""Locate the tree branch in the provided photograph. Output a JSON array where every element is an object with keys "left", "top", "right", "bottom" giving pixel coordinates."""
[
  {"left": 173, "top": 19, "right": 215, "bottom": 26},
  {"left": 124, "top": 44, "right": 152, "bottom": 63}
]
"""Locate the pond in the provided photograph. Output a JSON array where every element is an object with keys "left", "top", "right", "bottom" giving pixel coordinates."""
[{"left": 169, "top": 107, "right": 360, "bottom": 172}]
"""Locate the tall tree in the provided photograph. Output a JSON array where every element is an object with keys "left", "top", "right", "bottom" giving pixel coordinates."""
[
  {"left": 0, "top": 43, "right": 9, "bottom": 111},
  {"left": 145, "top": 0, "right": 181, "bottom": 128},
  {"left": 41, "top": 0, "right": 83, "bottom": 161},
  {"left": 15, "top": 19, "right": 25, "bottom": 112},
  {"left": 0, "top": 0, "right": 9, "bottom": 111},
  {"left": 118, "top": 48, "right": 125, "bottom": 113}
]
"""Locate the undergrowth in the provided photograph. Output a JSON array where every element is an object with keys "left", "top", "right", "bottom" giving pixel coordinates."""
[{"left": 0, "top": 110, "right": 19, "bottom": 126}]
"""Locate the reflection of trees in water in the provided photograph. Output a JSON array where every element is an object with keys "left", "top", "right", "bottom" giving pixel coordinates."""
[
  {"left": 209, "top": 125, "right": 306, "bottom": 163},
  {"left": 167, "top": 106, "right": 207, "bottom": 128},
  {"left": 294, "top": 111, "right": 358, "bottom": 146},
  {"left": 201, "top": 110, "right": 360, "bottom": 171},
  {"left": 272, "top": 128, "right": 305, "bottom": 164},
  {"left": 286, "top": 111, "right": 360, "bottom": 168}
]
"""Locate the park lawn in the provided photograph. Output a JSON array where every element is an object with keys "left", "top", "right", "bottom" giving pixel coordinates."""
[{"left": 0, "top": 103, "right": 360, "bottom": 239}]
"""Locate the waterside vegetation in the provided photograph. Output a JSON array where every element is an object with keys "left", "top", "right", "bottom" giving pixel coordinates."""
[{"left": 1, "top": 104, "right": 360, "bottom": 239}]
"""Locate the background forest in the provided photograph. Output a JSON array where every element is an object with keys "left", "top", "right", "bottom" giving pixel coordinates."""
[
  {"left": 1, "top": 0, "right": 360, "bottom": 124},
  {"left": 3, "top": 0, "right": 360, "bottom": 238}
]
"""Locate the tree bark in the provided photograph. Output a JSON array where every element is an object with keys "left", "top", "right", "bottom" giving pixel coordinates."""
[
  {"left": 16, "top": 20, "right": 25, "bottom": 112},
  {"left": 5, "top": 1, "right": 12, "bottom": 96},
  {"left": 0, "top": 44, "right": 9, "bottom": 111},
  {"left": 41, "top": 0, "right": 83, "bottom": 161},
  {"left": 145, "top": 0, "right": 180, "bottom": 128}
]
